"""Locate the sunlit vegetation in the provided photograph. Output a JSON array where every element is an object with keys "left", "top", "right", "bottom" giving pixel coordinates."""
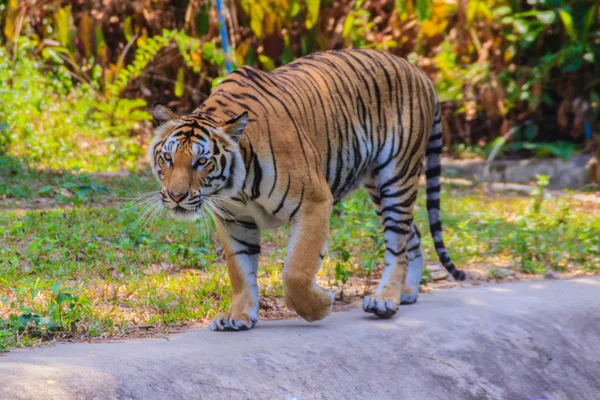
[
  {"left": 1, "top": 164, "right": 598, "bottom": 351},
  {"left": 1, "top": 0, "right": 598, "bottom": 169},
  {"left": 0, "top": 1, "right": 599, "bottom": 351}
]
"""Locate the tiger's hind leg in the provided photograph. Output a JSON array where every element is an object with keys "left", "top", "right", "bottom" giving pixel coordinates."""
[
  {"left": 362, "top": 173, "right": 419, "bottom": 318},
  {"left": 401, "top": 223, "right": 424, "bottom": 305}
]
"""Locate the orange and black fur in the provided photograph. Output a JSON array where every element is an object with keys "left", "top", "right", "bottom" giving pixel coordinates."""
[{"left": 149, "top": 49, "right": 466, "bottom": 331}]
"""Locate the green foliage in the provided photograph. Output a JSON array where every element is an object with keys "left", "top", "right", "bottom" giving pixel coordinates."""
[
  {"left": 0, "top": 27, "right": 235, "bottom": 171},
  {"left": 0, "top": 122, "right": 9, "bottom": 155},
  {"left": 530, "top": 174, "right": 550, "bottom": 213},
  {"left": 0, "top": 0, "right": 599, "bottom": 353},
  {"left": 499, "top": 1, "right": 599, "bottom": 115},
  {"left": 334, "top": 261, "right": 352, "bottom": 301},
  {"left": 0, "top": 37, "right": 138, "bottom": 171},
  {"left": 0, "top": 171, "right": 598, "bottom": 351},
  {"left": 37, "top": 168, "right": 109, "bottom": 207},
  {"left": 486, "top": 123, "right": 578, "bottom": 160},
  {"left": 1, "top": 0, "right": 598, "bottom": 163}
]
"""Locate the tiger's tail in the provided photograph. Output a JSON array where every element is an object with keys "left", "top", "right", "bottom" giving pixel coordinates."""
[{"left": 424, "top": 102, "right": 467, "bottom": 281}]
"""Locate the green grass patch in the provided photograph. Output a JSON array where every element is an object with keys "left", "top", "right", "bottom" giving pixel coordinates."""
[{"left": 1, "top": 170, "right": 598, "bottom": 351}]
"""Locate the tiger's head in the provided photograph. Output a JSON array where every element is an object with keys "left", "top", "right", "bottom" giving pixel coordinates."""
[{"left": 149, "top": 104, "right": 248, "bottom": 220}]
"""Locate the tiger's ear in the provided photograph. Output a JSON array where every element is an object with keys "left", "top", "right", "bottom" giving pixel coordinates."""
[
  {"left": 223, "top": 112, "right": 248, "bottom": 143},
  {"left": 152, "top": 103, "right": 179, "bottom": 125}
]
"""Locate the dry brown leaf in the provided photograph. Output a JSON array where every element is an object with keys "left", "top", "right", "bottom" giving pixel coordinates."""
[
  {"left": 143, "top": 263, "right": 171, "bottom": 275},
  {"left": 21, "top": 262, "right": 30, "bottom": 273},
  {"left": 142, "top": 264, "right": 162, "bottom": 275}
]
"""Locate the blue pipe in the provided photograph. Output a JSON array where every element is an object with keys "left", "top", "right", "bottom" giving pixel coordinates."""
[{"left": 215, "top": 0, "right": 232, "bottom": 74}]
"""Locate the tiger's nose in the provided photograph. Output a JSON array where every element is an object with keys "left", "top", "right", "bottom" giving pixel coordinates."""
[{"left": 167, "top": 191, "right": 187, "bottom": 203}]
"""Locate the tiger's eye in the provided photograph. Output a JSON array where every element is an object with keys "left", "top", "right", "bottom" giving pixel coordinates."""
[
  {"left": 198, "top": 157, "right": 207, "bottom": 165},
  {"left": 164, "top": 153, "right": 172, "bottom": 162}
]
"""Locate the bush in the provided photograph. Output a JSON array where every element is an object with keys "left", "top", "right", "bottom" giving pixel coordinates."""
[{"left": 0, "top": 0, "right": 598, "bottom": 167}]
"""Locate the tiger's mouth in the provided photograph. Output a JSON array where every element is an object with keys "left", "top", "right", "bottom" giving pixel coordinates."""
[
  {"left": 167, "top": 202, "right": 204, "bottom": 221},
  {"left": 173, "top": 206, "right": 189, "bottom": 215},
  {"left": 169, "top": 205, "right": 194, "bottom": 221}
]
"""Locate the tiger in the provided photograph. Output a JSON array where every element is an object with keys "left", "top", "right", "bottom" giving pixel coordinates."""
[{"left": 149, "top": 49, "right": 466, "bottom": 331}]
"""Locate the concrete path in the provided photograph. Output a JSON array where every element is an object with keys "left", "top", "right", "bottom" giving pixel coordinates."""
[{"left": 1, "top": 278, "right": 599, "bottom": 400}]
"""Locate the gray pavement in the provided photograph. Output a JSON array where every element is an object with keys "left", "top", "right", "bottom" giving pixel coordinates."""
[{"left": 1, "top": 277, "right": 599, "bottom": 400}]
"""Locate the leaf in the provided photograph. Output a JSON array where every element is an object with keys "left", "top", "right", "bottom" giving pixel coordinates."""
[
  {"left": 142, "top": 264, "right": 162, "bottom": 275},
  {"left": 342, "top": 14, "right": 355, "bottom": 37},
  {"left": 75, "top": 187, "right": 91, "bottom": 200},
  {"left": 493, "top": 6, "right": 512, "bottom": 18},
  {"left": 38, "top": 185, "right": 54, "bottom": 194},
  {"left": 174, "top": 68, "right": 185, "bottom": 98},
  {"left": 51, "top": 282, "right": 61, "bottom": 295},
  {"left": 583, "top": 52, "right": 595, "bottom": 63},
  {"left": 524, "top": 123, "right": 538, "bottom": 141},
  {"left": 250, "top": 5, "right": 264, "bottom": 38},
  {"left": 395, "top": 0, "right": 407, "bottom": 13},
  {"left": 558, "top": 10, "right": 576, "bottom": 42},
  {"left": 245, "top": 46, "right": 257, "bottom": 66},
  {"left": 196, "top": 4, "right": 210, "bottom": 36},
  {"left": 550, "top": 142, "right": 576, "bottom": 160},
  {"left": 344, "top": 251, "right": 352, "bottom": 262},
  {"left": 123, "top": 16, "right": 134, "bottom": 42},
  {"left": 422, "top": 17, "right": 448, "bottom": 37},
  {"left": 56, "top": 292, "right": 74, "bottom": 305},
  {"left": 264, "top": 12, "right": 276, "bottom": 36},
  {"left": 3, "top": 0, "right": 18, "bottom": 41},
  {"left": 280, "top": 44, "right": 294, "bottom": 65},
  {"left": 513, "top": 19, "right": 529, "bottom": 34},
  {"left": 18, "top": 313, "right": 39, "bottom": 329},
  {"left": 202, "top": 42, "right": 216, "bottom": 60},
  {"left": 55, "top": 6, "right": 75, "bottom": 48},
  {"left": 484, "top": 136, "right": 507, "bottom": 157},
  {"left": 416, "top": 0, "right": 433, "bottom": 22},
  {"left": 62, "top": 181, "right": 78, "bottom": 189},
  {"left": 108, "top": 268, "right": 120, "bottom": 279},
  {"left": 582, "top": 4, "right": 597, "bottom": 40},
  {"left": 78, "top": 14, "right": 95, "bottom": 57},
  {"left": 536, "top": 10, "right": 555, "bottom": 25},
  {"left": 305, "top": 0, "right": 321, "bottom": 30},
  {"left": 300, "top": 29, "right": 315, "bottom": 56},
  {"left": 160, "top": 262, "right": 172, "bottom": 272},
  {"left": 289, "top": 0, "right": 301, "bottom": 18},
  {"left": 41, "top": 48, "right": 64, "bottom": 64},
  {"left": 258, "top": 55, "right": 276, "bottom": 72}
]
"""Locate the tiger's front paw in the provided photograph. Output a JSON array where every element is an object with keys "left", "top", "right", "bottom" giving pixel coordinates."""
[
  {"left": 285, "top": 287, "right": 334, "bottom": 323},
  {"left": 209, "top": 310, "right": 258, "bottom": 332},
  {"left": 362, "top": 295, "right": 399, "bottom": 318}
]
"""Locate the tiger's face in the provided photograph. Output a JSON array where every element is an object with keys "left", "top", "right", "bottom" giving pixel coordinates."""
[{"left": 149, "top": 104, "right": 248, "bottom": 220}]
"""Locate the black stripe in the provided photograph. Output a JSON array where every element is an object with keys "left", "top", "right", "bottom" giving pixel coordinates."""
[
  {"left": 232, "top": 236, "right": 261, "bottom": 256},
  {"left": 289, "top": 186, "right": 305, "bottom": 221},
  {"left": 273, "top": 175, "right": 291, "bottom": 215}
]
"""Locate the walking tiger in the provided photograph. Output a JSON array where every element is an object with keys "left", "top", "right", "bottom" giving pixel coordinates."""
[{"left": 149, "top": 49, "right": 466, "bottom": 331}]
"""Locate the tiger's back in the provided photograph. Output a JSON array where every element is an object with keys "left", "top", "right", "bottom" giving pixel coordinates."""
[{"left": 198, "top": 49, "right": 437, "bottom": 207}]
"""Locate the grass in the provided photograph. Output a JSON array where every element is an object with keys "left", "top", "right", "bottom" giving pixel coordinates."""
[{"left": 1, "top": 156, "right": 599, "bottom": 351}]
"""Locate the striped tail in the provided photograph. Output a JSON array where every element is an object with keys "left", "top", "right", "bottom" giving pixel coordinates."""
[{"left": 424, "top": 103, "right": 467, "bottom": 281}]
